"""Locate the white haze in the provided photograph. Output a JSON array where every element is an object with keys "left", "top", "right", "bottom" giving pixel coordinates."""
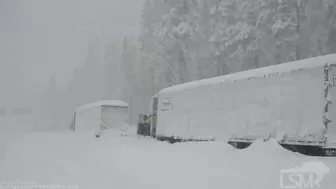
[{"left": 0, "top": 0, "right": 143, "bottom": 109}]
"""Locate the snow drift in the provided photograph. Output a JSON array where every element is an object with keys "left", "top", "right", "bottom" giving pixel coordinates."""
[{"left": 1, "top": 131, "right": 335, "bottom": 189}]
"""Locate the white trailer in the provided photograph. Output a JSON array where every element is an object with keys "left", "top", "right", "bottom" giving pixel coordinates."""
[
  {"left": 155, "top": 54, "right": 336, "bottom": 147},
  {"left": 74, "top": 100, "right": 129, "bottom": 135}
]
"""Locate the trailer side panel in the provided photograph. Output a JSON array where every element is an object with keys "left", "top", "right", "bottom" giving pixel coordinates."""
[{"left": 157, "top": 67, "right": 325, "bottom": 141}]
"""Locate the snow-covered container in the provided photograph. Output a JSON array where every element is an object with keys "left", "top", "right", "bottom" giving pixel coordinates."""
[
  {"left": 74, "top": 100, "right": 129, "bottom": 133},
  {"left": 156, "top": 54, "right": 336, "bottom": 145}
]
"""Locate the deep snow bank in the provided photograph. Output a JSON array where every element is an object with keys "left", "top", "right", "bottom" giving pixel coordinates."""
[{"left": 0, "top": 131, "right": 335, "bottom": 189}]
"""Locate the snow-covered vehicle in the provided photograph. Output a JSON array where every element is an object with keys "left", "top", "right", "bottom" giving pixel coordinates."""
[
  {"left": 73, "top": 100, "right": 129, "bottom": 136},
  {"left": 151, "top": 54, "right": 336, "bottom": 156}
]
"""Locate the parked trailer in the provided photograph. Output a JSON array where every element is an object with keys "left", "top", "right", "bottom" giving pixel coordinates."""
[
  {"left": 74, "top": 100, "right": 129, "bottom": 136},
  {"left": 152, "top": 55, "right": 336, "bottom": 156}
]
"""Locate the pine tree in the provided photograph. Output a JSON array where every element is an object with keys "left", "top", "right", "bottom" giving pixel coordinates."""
[{"left": 104, "top": 43, "right": 121, "bottom": 98}]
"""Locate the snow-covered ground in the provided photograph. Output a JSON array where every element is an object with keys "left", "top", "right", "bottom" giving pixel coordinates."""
[{"left": 0, "top": 128, "right": 335, "bottom": 189}]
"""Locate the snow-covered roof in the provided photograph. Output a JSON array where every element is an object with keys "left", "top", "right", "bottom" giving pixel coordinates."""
[
  {"left": 76, "top": 100, "right": 128, "bottom": 111},
  {"left": 159, "top": 54, "right": 336, "bottom": 95}
]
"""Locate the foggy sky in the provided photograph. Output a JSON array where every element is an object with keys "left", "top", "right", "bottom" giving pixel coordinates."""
[{"left": 0, "top": 0, "right": 143, "bottom": 108}]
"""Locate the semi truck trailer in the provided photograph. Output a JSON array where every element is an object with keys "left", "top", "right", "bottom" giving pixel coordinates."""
[{"left": 151, "top": 54, "right": 336, "bottom": 156}]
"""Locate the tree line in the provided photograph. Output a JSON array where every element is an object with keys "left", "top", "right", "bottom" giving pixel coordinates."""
[{"left": 40, "top": 0, "right": 336, "bottom": 128}]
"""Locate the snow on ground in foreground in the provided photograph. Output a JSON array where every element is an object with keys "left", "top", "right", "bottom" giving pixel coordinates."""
[{"left": 0, "top": 129, "right": 336, "bottom": 189}]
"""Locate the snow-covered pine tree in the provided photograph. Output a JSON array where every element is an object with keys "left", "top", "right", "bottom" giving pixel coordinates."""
[{"left": 155, "top": 0, "right": 201, "bottom": 84}]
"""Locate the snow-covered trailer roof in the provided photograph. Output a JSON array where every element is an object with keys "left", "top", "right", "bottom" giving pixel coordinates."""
[
  {"left": 159, "top": 54, "right": 336, "bottom": 95},
  {"left": 76, "top": 100, "right": 128, "bottom": 112}
]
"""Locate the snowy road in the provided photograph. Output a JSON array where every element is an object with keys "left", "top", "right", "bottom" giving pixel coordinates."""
[{"left": 0, "top": 129, "right": 335, "bottom": 189}]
